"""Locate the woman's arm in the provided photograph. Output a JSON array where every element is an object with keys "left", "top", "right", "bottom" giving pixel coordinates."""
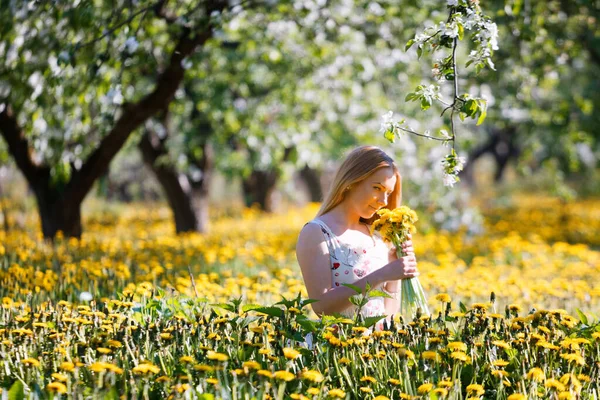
[{"left": 296, "top": 224, "right": 417, "bottom": 316}]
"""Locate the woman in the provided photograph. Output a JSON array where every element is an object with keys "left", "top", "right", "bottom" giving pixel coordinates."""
[{"left": 296, "top": 146, "right": 418, "bottom": 325}]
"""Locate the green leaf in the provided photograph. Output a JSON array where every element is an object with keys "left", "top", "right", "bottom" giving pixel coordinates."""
[
  {"left": 295, "top": 315, "right": 318, "bottom": 333},
  {"left": 342, "top": 283, "right": 363, "bottom": 294},
  {"left": 252, "top": 306, "right": 284, "bottom": 318},
  {"left": 362, "top": 315, "right": 386, "bottom": 329},
  {"left": 457, "top": 23, "right": 464, "bottom": 40},
  {"left": 459, "top": 301, "right": 468, "bottom": 313},
  {"left": 405, "top": 92, "right": 417, "bottom": 102},
  {"left": 576, "top": 308, "right": 588, "bottom": 325},
  {"left": 299, "top": 299, "right": 319, "bottom": 308},
  {"left": 211, "top": 303, "right": 235, "bottom": 312},
  {"left": 8, "top": 380, "right": 24, "bottom": 400},
  {"left": 476, "top": 100, "right": 487, "bottom": 126},
  {"left": 416, "top": 45, "right": 423, "bottom": 59},
  {"left": 349, "top": 295, "right": 363, "bottom": 307},
  {"left": 368, "top": 289, "right": 392, "bottom": 299},
  {"left": 384, "top": 128, "right": 395, "bottom": 143},
  {"left": 242, "top": 304, "right": 264, "bottom": 312},
  {"left": 198, "top": 394, "right": 215, "bottom": 400},
  {"left": 405, "top": 39, "right": 415, "bottom": 51},
  {"left": 420, "top": 97, "right": 431, "bottom": 110}
]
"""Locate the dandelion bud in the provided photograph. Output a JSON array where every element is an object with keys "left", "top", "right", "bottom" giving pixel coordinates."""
[{"left": 490, "top": 292, "right": 496, "bottom": 304}]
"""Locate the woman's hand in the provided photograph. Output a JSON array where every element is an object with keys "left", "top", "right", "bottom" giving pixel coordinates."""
[{"left": 383, "top": 254, "right": 419, "bottom": 281}]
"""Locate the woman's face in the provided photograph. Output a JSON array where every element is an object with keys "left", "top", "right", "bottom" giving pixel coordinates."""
[{"left": 346, "top": 166, "right": 397, "bottom": 219}]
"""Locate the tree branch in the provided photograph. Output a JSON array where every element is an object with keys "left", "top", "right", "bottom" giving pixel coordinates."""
[
  {"left": 0, "top": 104, "right": 49, "bottom": 184},
  {"left": 67, "top": 3, "right": 227, "bottom": 206}
]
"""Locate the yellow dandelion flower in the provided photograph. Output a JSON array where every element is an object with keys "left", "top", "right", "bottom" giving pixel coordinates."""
[
  {"left": 558, "top": 392, "right": 575, "bottom": 400},
  {"left": 438, "top": 380, "right": 453, "bottom": 388},
  {"left": 447, "top": 342, "right": 467, "bottom": 351},
  {"left": 107, "top": 340, "right": 122, "bottom": 348},
  {"left": 492, "top": 370, "right": 509, "bottom": 378},
  {"left": 51, "top": 373, "right": 68, "bottom": 382},
  {"left": 526, "top": 367, "right": 545, "bottom": 382},
  {"left": 338, "top": 357, "right": 351, "bottom": 365},
  {"left": 206, "top": 378, "right": 219, "bottom": 385},
  {"left": 301, "top": 370, "right": 324, "bottom": 383},
  {"left": 508, "top": 304, "right": 522, "bottom": 312},
  {"left": 492, "top": 340, "right": 511, "bottom": 349},
  {"left": 466, "top": 384, "right": 484, "bottom": 396},
  {"left": 96, "top": 347, "right": 112, "bottom": 354},
  {"left": 179, "top": 356, "right": 195, "bottom": 364},
  {"left": 290, "top": 394, "right": 309, "bottom": 400},
  {"left": 422, "top": 351, "right": 440, "bottom": 361},
  {"left": 545, "top": 379, "right": 566, "bottom": 391},
  {"left": 46, "top": 382, "right": 67, "bottom": 394},
  {"left": 492, "top": 359, "right": 509, "bottom": 367},
  {"left": 257, "top": 370, "right": 273, "bottom": 378},
  {"left": 560, "top": 353, "right": 585, "bottom": 365},
  {"left": 374, "top": 396, "right": 390, "bottom": 400},
  {"left": 194, "top": 364, "right": 214, "bottom": 372},
  {"left": 21, "top": 358, "right": 40, "bottom": 367},
  {"left": 283, "top": 347, "right": 301, "bottom": 360},
  {"left": 328, "top": 388, "right": 346, "bottom": 398},
  {"left": 132, "top": 363, "right": 160, "bottom": 375},
  {"left": 60, "top": 362, "right": 75, "bottom": 372},
  {"left": 418, "top": 383, "right": 433, "bottom": 394},
  {"left": 359, "top": 387, "right": 372, "bottom": 393},
  {"left": 450, "top": 351, "right": 469, "bottom": 362},
  {"left": 243, "top": 361, "right": 261, "bottom": 370},
  {"left": 307, "top": 387, "right": 320, "bottom": 395},
  {"left": 206, "top": 351, "right": 229, "bottom": 362},
  {"left": 388, "top": 378, "right": 402, "bottom": 385},
  {"left": 274, "top": 370, "right": 295, "bottom": 381},
  {"left": 435, "top": 293, "right": 451, "bottom": 303},
  {"left": 155, "top": 376, "right": 170, "bottom": 383},
  {"left": 507, "top": 395, "right": 526, "bottom": 400},
  {"left": 360, "top": 376, "right": 376, "bottom": 384}
]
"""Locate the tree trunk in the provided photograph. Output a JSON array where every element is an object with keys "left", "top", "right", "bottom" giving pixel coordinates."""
[
  {"left": 299, "top": 165, "right": 323, "bottom": 202},
  {"left": 139, "top": 112, "right": 214, "bottom": 234},
  {"left": 0, "top": 6, "right": 227, "bottom": 239},
  {"left": 461, "top": 126, "right": 519, "bottom": 185},
  {"left": 33, "top": 185, "right": 82, "bottom": 238},
  {"left": 242, "top": 169, "right": 279, "bottom": 212},
  {"left": 241, "top": 147, "right": 294, "bottom": 212}
]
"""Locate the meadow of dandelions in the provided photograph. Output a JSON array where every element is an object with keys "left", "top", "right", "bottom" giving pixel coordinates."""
[{"left": 0, "top": 196, "right": 599, "bottom": 399}]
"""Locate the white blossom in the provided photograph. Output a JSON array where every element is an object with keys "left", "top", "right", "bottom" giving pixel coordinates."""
[
  {"left": 124, "top": 37, "right": 139, "bottom": 53},
  {"left": 379, "top": 110, "right": 394, "bottom": 133},
  {"left": 454, "top": 156, "right": 466, "bottom": 173},
  {"left": 443, "top": 173, "right": 459, "bottom": 187},
  {"left": 447, "top": 0, "right": 458, "bottom": 5}
]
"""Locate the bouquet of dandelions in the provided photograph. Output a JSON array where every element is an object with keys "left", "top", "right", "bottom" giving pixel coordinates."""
[{"left": 371, "top": 206, "right": 430, "bottom": 319}]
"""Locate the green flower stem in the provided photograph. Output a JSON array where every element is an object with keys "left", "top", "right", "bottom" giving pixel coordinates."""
[{"left": 391, "top": 235, "right": 430, "bottom": 318}]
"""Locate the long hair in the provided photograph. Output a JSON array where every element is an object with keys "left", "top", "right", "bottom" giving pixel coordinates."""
[{"left": 317, "top": 146, "right": 402, "bottom": 224}]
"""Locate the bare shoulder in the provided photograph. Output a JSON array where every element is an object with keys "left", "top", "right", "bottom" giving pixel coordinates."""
[
  {"left": 296, "top": 223, "right": 328, "bottom": 263},
  {"left": 296, "top": 222, "right": 325, "bottom": 253}
]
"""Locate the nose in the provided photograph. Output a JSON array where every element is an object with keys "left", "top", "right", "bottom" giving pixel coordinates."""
[{"left": 376, "top": 192, "right": 388, "bottom": 206}]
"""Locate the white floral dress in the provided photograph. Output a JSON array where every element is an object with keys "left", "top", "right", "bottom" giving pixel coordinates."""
[{"left": 308, "top": 218, "right": 391, "bottom": 328}]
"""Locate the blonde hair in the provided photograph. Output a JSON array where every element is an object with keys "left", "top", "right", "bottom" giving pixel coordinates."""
[{"left": 317, "top": 146, "right": 402, "bottom": 224}]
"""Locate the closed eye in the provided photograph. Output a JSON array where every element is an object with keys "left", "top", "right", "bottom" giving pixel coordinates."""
[{"left": 374, "top": 185, "right": 392, "bottom": 195}]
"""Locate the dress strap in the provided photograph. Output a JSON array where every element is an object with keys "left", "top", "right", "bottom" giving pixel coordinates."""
[{"left": 306, "top": 219, "right": 338, "bottom": 255}]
